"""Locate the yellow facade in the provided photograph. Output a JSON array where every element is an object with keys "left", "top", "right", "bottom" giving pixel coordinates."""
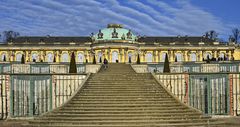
[
  {"left": 0, "top": 24, "right": 237, "bottom": 63},
  {"left": 0, "top": 48, "right": 236, "bottom": 63}
]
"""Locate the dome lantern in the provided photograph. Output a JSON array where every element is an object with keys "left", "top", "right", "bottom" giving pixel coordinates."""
[{"left": 93, "top": 24, "right": 136, "bottom": 42}]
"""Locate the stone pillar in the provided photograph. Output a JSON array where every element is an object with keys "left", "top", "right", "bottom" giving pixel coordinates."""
[
  {"left": 197, "top": 50, "right": 202, "bottom": 61},
  {"left": 58, "top": 51, "right": 62, "bottom": 62},
  {"left": 227, "top": 50, "right": 231, "bottom": 60},
  {"left": 84, "top": 50, "right": 88, "bottom": 63},
  {"left": 153, "top": 50, "right": 156, "bottom": 62},
  {"left": 217, "top": 50, "right": 220, "bottom": 60},
  {"left": 7, "top": 51, "right": 11, "bottom": 62},
  {"left": 157, "top": 50, "right": 161, "bottom": 62},
  {"left": 187, "top": 51, "right": 191, "bottom": 61},
  {"left": 231, "top": 50, "right": 234, "bottom": 60},
  {"left": 119, "top": 49, "right": 122, "bottom": 63},
  {"left": 213, "top": 50, "right": 217, "bottom": 59},
  {"left": 101, "top": 49, "right": 104, "bottom": 60},
  {"left": 28, "top": 51, "right": 31, "bottom": 62},
  {"left": 142, "top": 50, "right": 146, "bottom": 62},
  {"left": 184, "top": 50, "right": 188, "bottom": 62},
  {"left": 167, "top": 50, "right": 170, "bottom": 62},
  {"left": 124, "top": 48, "right": 128, "bottom": 63},
  {"left": 170, "top": 50, "right": 174, "bottom": 62},
  {"left": 107, "top": 48, "right": 110, "bottom": 61}
]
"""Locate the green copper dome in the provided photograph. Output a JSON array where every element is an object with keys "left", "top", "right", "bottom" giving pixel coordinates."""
[{"left": 93, "top": 24, "right": 136, "bottom": 41}]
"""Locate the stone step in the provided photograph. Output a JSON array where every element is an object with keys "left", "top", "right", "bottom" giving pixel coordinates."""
[
  {"left": 66, "top": 102, "right": 181, "bottom": 107},
  {"left": 25, "top": 122, "right": 221, "bottom": 127},
  {"left": 53, "top": 110, "right": 199, "bottom": 115},
  {"left": 92, "top": 74, "right": 151, "bottom": 76},
  {"left": 65, "top": 102, "right": 181, "bottom": 108},
  {"left": 73, "top": 96, "right": 172, "bottom": 99},
  {"left": 82, "top": 87, "right": 160, "bottom": 90},
  {"left": 71, "top": 96, "right": 173, "bottom": 100},
  {"left": 79, "top": 90, "right": 167, "bottom": 93},
  {"left": 54, "top": 108, "right": 195, "bottom": 112},
  {"left": 55, "top": 106, "right": 193, "bottom": 111},
  {"left": 26, "top": 64, "right": 212, "bottom": 127},
  {"left": 36, "top": 116, "right": 206, "bottom": 121},
  {"left": 87, "top": 80, "right": 156, "bottom": 82},
  {"left": 28, "top": 119, "right": 209, "bottom": 125},
  {"left": 69, "top": 100, "right": 176, "bottom": 103}
]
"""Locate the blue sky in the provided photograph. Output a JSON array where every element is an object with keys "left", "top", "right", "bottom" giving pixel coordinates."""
[{"left": 0, "top": 0, "right": 239, "bottom": 41}]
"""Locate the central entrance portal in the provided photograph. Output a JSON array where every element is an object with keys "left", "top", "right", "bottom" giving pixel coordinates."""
[{"left": 112, "top": 51, "right": 119, "bottom": 63}]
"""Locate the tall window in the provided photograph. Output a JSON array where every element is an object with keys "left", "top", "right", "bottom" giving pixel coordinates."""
[
  {"left": 62, "top": 53, "right": 69, "bottom": 62},
  {"left": 112, "top": 51, "right": 118, "bottom": 62},
  {"left": 16, "top": 53, "right": 22, "bottom": 62},
  {"left": 161, "top": 53, "right": 166, "bottom": 62},
  {"left": 1, "top": 53, "right": 6, "bottom": 61},
  {"left": 47, "top": 53, "right": 53, "bottom": 62},
  {"left": 204, "top": 52, "right": 212, "bottom": 60},
  {"left": 97, "top": 52, "right": 102, "bottom": 63},
  {"left": 175, "top": 53, "right": 183, "bottom": 62},
  {"left": 128, "top": 52, "right": 133, "bottom": 63},
  {"left": 78, "top": 53, "right": 84, "bottom": 63},
  {"left": 220, "top": 53, "right": 225, "bottom": 59},
  {"left": 190, "top": 53, "right": 197, "bottom": 61},
  {"left": 146, "top": 52, "right": 153, "bottom": 62},
  {"left": 32, "top": 53, "right": 38, "bottom": 62}
]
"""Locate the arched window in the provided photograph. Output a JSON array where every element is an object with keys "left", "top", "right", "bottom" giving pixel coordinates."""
[
  {"left": 112, "top": 51, "right": 118, "bottom": 62},
  {"left": 128, "top": 52, "right": 133, "bottom": 63},
  {"left": 32, "top": 53, "right": 38, "bottom": 62},
  {"left": 220, "top": 52, "right": 225, "bottom": 58},
  {"left": 175, "top": 53, "right": 183, "bottom": 62},
  {"left": 190, "top": 53, "right": 197, "bottom": 61},
  {"left": 62, "top": 53, "right": 69, "bottom": 62},
  {"left": 78, "top": 53, "right": 84, "bottom": 63},
  {"left": 47, "top": 53, "right": 53, "bottom": 62},
  {"left": 161, "top": 53, "right": 167, "bottom": 62},
  {"left": 16, "top": 53, "right": 22, "bottom": 62},
  {"left": 1, "top": 53, "right": 7, "bottom": 61},
  {"left": 204, "top": 52, "right": 212, "bottom": 60},
  {"left": 146, "top": 52, "right": 153, "bottom": 62},
  {"left": 97, "top": 52, "right": 102, "bottom": 63}
]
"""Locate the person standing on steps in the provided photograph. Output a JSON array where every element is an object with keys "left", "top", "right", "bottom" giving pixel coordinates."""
[{"left": 103, "top": 58, "right": 108, "bottom": 69}]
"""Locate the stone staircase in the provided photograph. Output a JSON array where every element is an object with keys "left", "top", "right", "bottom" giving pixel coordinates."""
[{"left": 26, "top": 63, "right": 220, "bottom": 127}]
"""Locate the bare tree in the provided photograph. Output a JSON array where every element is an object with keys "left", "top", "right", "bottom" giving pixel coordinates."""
[
  {"left": 205, "top": 30, "right": 218, "bottom": 40},
  {"left": 232, "top": 28, "right": 240, "bottom": 43},
  {"left": 2, "top": 30, "right": 20, "bottom": 42}
]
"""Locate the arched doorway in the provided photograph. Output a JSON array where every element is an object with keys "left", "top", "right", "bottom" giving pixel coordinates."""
[
  {"left": 47, "top": 53, "right": 53, "bottom": 62},
  {"left": 16, "top": 53, "right": 22, "bottom": 62},
  {"left": 161, "top": 53, "right": 166, "bottom": 62},
  {"left": 128, "top": 52, "right": 133, "bottom": 63},
  {"left": 78, "top": 53, "right": 84, "bottom": 63},
  {"left": 1, "top": 53, "right": 7, "bottom": 61},
  {"left": 175, "top": 53, "right": 182, "bottom": 62},
  {"left": 219, "top": 52, "right": 225, "bottom": 61},
  {"left": 112, "top": 51, "right": 118, "bottom": 63},
  {"left": 204, "top": 52, "right": 212, "bottom": 60},
  {"left": 190, "top": 53, "right": 197, "bottom": 61},
  {"left": 62, "top": 53, "right": 69, "bottom": 62},
  {"left": 32, "top": 53, "right": 38, "bottom": 62},
  {"left": 146, "top": 52, "right": 153, "bottom": 62}
]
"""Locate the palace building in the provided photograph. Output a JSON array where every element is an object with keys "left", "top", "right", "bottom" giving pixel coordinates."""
[
  {"left": 0, "top": 24, "right": 238, "bottom": 63},
  {"left": 1, "top": 24, "right": 240, "bottom": 126}
]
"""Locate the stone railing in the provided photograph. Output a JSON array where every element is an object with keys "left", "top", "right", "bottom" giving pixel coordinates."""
[
  {"left": 153, "top": 72, "right": 240, "bottom": 116},
  {"left": 148, "top": 62, "right": 240, "bottom": 73},
  {"left": 0, "top": 63, "right": 101, "bottom": 74},
  {"left": 0, "top": 73, "right": 90, "bottom": 119},
  {"left": 131, "top": 64, "right": 148, "bottom": 73},
  {"left": 86, "top": 64, "right": 102, "bottom": 73}
]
